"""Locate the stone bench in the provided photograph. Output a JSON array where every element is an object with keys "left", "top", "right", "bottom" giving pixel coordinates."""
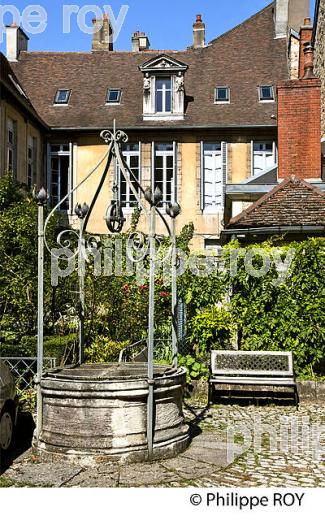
[{"left": 209, "top": 350, "right": 298, "bottom": 406}]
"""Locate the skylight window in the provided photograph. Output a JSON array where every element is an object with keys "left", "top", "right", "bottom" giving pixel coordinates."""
[
  {"left": 259, "top": 85, "right": 274, "bottom": 102},
  {"left": 54, "top": 89, "right": 71, "bottom": 105},
  {"left": 107, "top": 89, "right": 122, "bottom": 104},
  {"left": 215, "top": 86, "right": 230, "bottom": 103}
]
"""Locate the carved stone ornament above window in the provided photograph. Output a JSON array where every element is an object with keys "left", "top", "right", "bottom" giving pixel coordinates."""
[{"left": 139, "top": 55, "right": 188, "bottom": 121}]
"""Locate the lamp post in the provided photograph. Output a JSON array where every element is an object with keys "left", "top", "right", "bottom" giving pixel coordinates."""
[
  {"left": 75, "top": 203, "right": 90, "bottom": 365},
  {"left": 34, "top": 187, "right": 47, "bottom": 441}
]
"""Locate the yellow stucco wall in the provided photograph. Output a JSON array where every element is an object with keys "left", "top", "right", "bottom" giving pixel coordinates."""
[
  {"left": 70, "top": 134, "right": 255, "bottom": 249},
  {"left": 0, "top": 99, "right": 43, "bottom": 186}
]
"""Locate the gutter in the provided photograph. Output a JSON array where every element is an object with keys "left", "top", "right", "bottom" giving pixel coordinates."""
[
  {"left": 221, "top": 225, "right": 325, "bottom": 244},
  {"left": 50, "top": 123, "right": 278, "bottom": 132}
]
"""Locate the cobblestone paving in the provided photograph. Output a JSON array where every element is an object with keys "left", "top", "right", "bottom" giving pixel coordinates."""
[{"left": 1, "top": 402, "right": 325, "bottom": 487}]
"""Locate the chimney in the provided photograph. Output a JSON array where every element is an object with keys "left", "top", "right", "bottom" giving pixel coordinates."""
[
  {"left": 277, "top": 61, "right": 322, "bottom": 181},
  {"left": 132, "top": 31, "right": 150, "bottom": 52},
  {"left": 6, "top": 24, "right": 29, "bottom": 61},
  {"left": 92, "top": 14, "right": 113, "bottom": 51},
  {"left": 298, "top": 17, "right": 313, "bottom": 78},
  {"left": 193, "top": 14, "right": 205, "bottom": 49}
]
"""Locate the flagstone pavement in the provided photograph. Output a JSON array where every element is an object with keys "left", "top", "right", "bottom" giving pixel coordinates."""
[{"left": 1, "top": 401, "right": 325, "bottom": 487}]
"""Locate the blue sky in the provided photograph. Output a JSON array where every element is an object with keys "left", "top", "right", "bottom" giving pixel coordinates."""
[{"left": 0, "top": 0, "right": 316, "bottom": 53}]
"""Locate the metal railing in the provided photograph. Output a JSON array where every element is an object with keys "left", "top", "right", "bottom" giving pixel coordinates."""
[{"left": 2, "top": 357, "right": 57, "bottom": 390}]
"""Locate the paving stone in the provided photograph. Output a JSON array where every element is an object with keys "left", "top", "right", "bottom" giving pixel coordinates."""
[
  {"left": 5, "top": 462, "right": 83, "bottom": 487},
  {"left": 118, "top": 462, "right": 175, "bottom": 487}
]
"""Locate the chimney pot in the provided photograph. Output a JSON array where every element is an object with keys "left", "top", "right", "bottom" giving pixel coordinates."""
[
  {"left": 303, "top": 17, "right": 311, "bottom": 25},
  {"left": 303, "top": 42, "right": 316, "bottom": 79}
]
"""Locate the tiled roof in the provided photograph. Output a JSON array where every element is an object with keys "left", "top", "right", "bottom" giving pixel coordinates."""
[
  {"left": 227, "top": 176, "right": 325, "bottom": 229},
  {"left": 10, "top": 3, "right": 288, "bottom": 130},
  {"left": 0, "top": 53, "right": 46, "bottom": 127}
]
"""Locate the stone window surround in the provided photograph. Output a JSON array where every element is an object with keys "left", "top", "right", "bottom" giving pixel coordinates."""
[{"left": 139, "top": 55, "right": 188, "bottom": 121}]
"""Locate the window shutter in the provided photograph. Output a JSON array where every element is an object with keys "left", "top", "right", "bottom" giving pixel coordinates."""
[
  {"left": 173, "top": 141, "right": 177, "bottom": 202},
  {"left": 200, "top": 141, "right": 204, "bottom": 211},
  {"left": 221, "top": 141, "right": 228, "bottom": 208}
]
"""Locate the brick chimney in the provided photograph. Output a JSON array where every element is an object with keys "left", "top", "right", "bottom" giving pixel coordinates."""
[
  {"left": 193, "top": 14, "right": 205, "bottom": 49},
  {"left": 6, "top": 24, "right": 29, "bottom": 61},
  {"left": 277, "top": 44, "right": 322, "bottom": 181},
  {"left": 92, "top": 14, "right": 113, "bottom": 51},
  {"left": 132, "top": 31, "right": 150, "bottom": 52},
  {"left": 298, "top": 17, "right": 313, "bottom": 78}
]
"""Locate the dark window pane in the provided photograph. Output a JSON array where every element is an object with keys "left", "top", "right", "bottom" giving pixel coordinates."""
[
  {"left": 155, "top": 143, "right": 173, "bottom": 152},
  {"left": 204, "top": 143, "right": 221, "bottom": 152},
  {"left": 216, "top": 87, "right": 229, "bottom": 101},
  {"left": 107, "top": 89, "right": 121, "bottom": 103},
  {"left": 156, "top": 91, "right": 163, "bottom": 112},
  {"left": 165, "top": 91, "right": 172, "bottom": 112},
  {"left": 55, "top": 90, "right": 70, "bottom": 104},
  {"left": 260, "top": 86, "right": 274, "bottom": 100}
]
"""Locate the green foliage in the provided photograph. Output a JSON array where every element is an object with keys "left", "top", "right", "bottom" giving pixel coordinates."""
[
  {"left": 85, "top": 337, "right": 128, "bottom": 363},
  {"left": 189, "top": 307, "right": 235, "bottom": 352},
  {"left": 225, "top": 238, "right": 325, "bottom": 378},
  {"left": 178, "top": 354, "right": 209, "bottom": 383},
  {"left": 17, "top": 388, "right": 37, "bottom": 413}
]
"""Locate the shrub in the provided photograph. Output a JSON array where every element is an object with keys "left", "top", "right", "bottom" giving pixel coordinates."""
[
  {"left": 84, "top": 337, "right": 128, "bottom": 363},
  {"left": 189, "top": 306, "right": 236, "bottom": 352}
]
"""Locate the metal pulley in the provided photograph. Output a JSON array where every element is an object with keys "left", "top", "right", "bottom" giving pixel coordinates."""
[{"left": 105, "top": 185, "right": 126, "bottom": 233}]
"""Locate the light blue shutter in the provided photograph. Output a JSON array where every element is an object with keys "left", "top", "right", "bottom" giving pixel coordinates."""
[{"left": 221, "top": 141, "right": 228, "bottom": 208}]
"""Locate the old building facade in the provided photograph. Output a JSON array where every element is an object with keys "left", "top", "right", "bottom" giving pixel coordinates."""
[{"left": 0, "top": 0, "right": 322, "bottom": 249}]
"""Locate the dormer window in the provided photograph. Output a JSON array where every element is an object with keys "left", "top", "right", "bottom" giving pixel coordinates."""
[
  {"left": 54, "top": 89, "right": 71, "bottom": 105},
  {"left": 259, "top": 85, "right": 274, "bottom": 102},
  {"left": 215, "top": 86, "right": 230, "bottom": 104},
  {"left": 107, "top": 89, "right": 122, "bottom": 104},
  {"left": 139, "top": 55, "right": 188, "bottom": 121}
]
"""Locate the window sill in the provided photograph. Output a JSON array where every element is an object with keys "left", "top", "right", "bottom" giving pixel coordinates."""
[
  {"left": 143, "top": 113, "right": 185, "bottom": 121},
  {"left": 106, "top": 103, "right": 121, "bottom": 106},
  {"left": 259, "top": 99, "right": 275, "bottom": 103},
  {"left": 214, "top": 101, "right": 230, "bottom": 105}
]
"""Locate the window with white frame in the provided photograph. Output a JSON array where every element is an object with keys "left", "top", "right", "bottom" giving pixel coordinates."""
[
  {"left": 54, "top": 89, "right": 71, "bottom": 105},
  {"left": 215, "top": 86, "right": 230, "bottom": 103},
  {"left": 117, "top": 143, "right": 140, "bottom": 209},
  {"left": 48, "top": 144, "right": 72, "bottom": 210},
  {"left": 7, "top": 118, "right": 17, "bottom": 176},
  {"left": 202, "top": 143, "right": 227, "bottom": 212},
  {"left": 107, "top": 89, "right": 122, "bottom": 104},
  {"left": 259, "top": 85, "right": 274, "bottom": 102},
  {"left": 252, "top": 141, "right": 276, "bottom": 175},
  {"left": 153, "top": 143, "right": 176, "bottom": 208},
  {"left": 27, "top": 136, "right": 37, "bottom": 190},
  {"left": 155, "top": 77, "right": 172, "bottom": 113}
]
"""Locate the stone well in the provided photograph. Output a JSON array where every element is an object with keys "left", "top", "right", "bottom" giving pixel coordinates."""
[{"left": 35, "top": 363, "right": 190, "bottom": 464}]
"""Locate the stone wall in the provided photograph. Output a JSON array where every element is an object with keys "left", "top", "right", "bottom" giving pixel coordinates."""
[{"left": 314, "top": 0, "right": 325, "bottom": 138}]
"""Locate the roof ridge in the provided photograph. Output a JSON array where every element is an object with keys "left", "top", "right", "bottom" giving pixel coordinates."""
[
  {"left": 208, "top": 2, "right": 275, "bottom": 45},
  {"left": 228, "top": 176, "right": 325, "bottom": 227}
]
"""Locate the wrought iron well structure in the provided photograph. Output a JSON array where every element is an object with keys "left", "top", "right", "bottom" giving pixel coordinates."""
[{"left": 33, "top": 124, "right": 190, "bottom": 462}]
